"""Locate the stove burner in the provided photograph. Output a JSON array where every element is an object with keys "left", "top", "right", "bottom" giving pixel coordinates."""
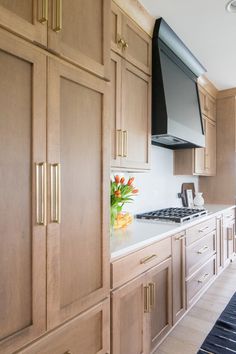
[{"left": 136, "top": 207, "right": 207, "bottom": 223}]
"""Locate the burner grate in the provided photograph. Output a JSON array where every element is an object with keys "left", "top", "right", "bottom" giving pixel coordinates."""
[{"left": 136, "top": 207, "right": 207, "bottom": 223}]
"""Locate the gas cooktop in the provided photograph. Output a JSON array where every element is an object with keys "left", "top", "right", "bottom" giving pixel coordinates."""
[{"left": 136, "top": 207, "right": 207, "bottom": 223}]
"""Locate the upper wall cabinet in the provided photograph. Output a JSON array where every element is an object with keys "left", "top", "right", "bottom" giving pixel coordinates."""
[
  {"left": 199, "top": 86, "right": 216, "bottom": 122},
  {"left": 0, "top": 0, "right": 111, "bottom": 79},
  {"left": 111, "top": 1, "right": 151, "bottom": 75},
  {"left": 0, "top": 0, "right": 47, "bottom": 45},
  {"left": 48, "top": 0, "right": 110, "bottom": 79},
  {"left": 111, "top": 51, "right": 151, "bottom": 171}
]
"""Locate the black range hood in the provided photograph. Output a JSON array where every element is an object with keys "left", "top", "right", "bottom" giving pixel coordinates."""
[{"left": 152, "top": 18, "right": 207, "bottom": 149}]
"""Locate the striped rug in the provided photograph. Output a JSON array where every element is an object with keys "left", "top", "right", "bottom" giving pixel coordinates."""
[{"left": 198, "top": 292, "right": 236, "bottom": 354}]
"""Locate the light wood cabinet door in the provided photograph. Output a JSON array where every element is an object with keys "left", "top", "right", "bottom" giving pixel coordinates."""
[
  {"left": 205, "top": 119, "right": 216, "bottom": 176},
  {"left": 47, "top": 58, "right": 110, "bottom": 329},
  {"left": 172, "top": 233, "right": 186, "bottom": 324},
  {"left": 146, "top": 259, "right": 172, "bottom": 353},
  {"left": 48, "top": 0, "right": 110, "bottom": 79},
  {"left": 111, "top": 51, "right": 122, "bottom": 167},
  {"left": 207, "top": 94, "right": 216, "bottom": 122},
  {"left": 122, "top": 14, "right": 151, "bottom": 75},
  {"left": 112, "top": 275, "right": 148, "bottom": 354},
  {"left": 121, "top": 61, "right": 151, "bottom": 170},
  {"left": 111, "top": 1, "right": 151, "bottom": 75},
  {"left": 0, "top": 30, "right": 47, "bottom": 354},
  {"left": 0, "top": 0, "right": 47, "bottom": 45},
  {"left": 194, "top": 117, "right": 206, "bottom": 175},
  {"left": 19, "top": 299, "right": 110, "bottom": 354}
]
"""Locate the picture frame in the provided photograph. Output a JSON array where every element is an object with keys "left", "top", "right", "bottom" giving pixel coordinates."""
[{"left": 186, "top": 189, "right": 194, "bottom": 208}]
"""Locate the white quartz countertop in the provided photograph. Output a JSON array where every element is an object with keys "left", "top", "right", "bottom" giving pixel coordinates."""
[{"left": 110, "top": 204, "right": 235, "bottom": 261}]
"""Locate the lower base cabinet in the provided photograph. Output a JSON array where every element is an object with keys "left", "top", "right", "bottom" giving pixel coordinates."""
[
  {"left": 111, "top": 258, "right": 172, "bottom": 354},
  {"left": 19, "top": 299, "right": 110, "bottom": 354}
]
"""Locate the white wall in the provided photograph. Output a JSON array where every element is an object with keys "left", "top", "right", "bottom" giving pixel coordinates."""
[{"left": 112, "top": 145, "right": 199, "bottom": 214}]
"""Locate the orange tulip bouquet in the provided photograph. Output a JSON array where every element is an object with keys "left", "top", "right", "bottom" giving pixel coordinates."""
[{"left": 110, "top": 175, "right": 138, "bottom": 229}]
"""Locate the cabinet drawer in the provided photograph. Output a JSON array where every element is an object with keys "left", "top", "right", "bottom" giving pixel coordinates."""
[
  {"left": 111, "top": 237, "right": 171, "bottom": 289},
  {"left": 186, "top": 231, "right": 216, "bottom": 277},
  {"left": 19, "top": 299, "right": 110, "bottom": 354},
  {"left": 223, "top": 209, "right": 235, "bottom": 225},
  {"left": 186, "top": 257, "right": 216, "bottom": 306},
  {"left": 186, "top": 218, "right": 216, "bottom": 246}
]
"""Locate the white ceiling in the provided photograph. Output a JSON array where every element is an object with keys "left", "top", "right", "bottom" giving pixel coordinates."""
[{"left": 139, "top": 0, "right": 236, "bottom": 90}]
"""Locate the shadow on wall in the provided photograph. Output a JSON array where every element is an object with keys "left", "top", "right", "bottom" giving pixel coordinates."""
[{"left": 111, "top": 145, "right": 198, "bottom": 214}]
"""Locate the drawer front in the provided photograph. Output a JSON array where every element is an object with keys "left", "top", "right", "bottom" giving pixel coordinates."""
[
  {"left": 19, "top": 299, "right": 110, "bottom": 354},
  {"left": 186, "top": 231, "right": 216, "bottom": 278},
  {"left": 186, "top": 218, "right": 216, "bottom": 246},
  {"left": 187, "top": 257, "right": 216, "bottom": 306},
  {"left": 223, "top": 209, "right": 235, "bottom": 225},
  {"left": 111, "top": 237, "right": 171, "bottom": 289}
]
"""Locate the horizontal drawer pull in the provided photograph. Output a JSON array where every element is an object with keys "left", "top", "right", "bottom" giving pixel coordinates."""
[
  {"left": 197, "top": 245, "right": 210, "bottom": 254},
  {"left": 198, "top": 273, "right": 210, "bottom": 284},
  {"left": 140, "top": 254, "right": 157, "bottom": 264},
  {"left": 199, "top": 226, "right": 209, "bottom": 233},
  {"left": 175, "top": 234, "right": 185, "bottom": 241}
]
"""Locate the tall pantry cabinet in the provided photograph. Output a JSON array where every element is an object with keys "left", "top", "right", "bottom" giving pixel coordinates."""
[{"left": 0, "top": 1, "right": 110, "bottom": 353}]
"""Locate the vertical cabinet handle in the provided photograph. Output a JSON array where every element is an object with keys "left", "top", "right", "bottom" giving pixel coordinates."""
[
  {"left": 116, "top": 130, "right": 123, "bottom": 157},
  {"left": 36, "top": 162, "right": 47, "bottom": 225},
  {"left": 144, "top": 286, "right": 151, "bottom": 313},
  {"left": 123, "top": 130, "right": 128, "bottom": 157},
  {"left": 227, "top": 227, "right": 233, "bottom": 241},
  {"left": 149, "top": 283, "right": 155, "bottom": 308},
  {"left": 50, "top": 163, "right": 61, "bottom": 223},
  {"left": 53, "top": 0, "right": 62, "bottom": 32},
  {"left": 38, "top": 0, "right": 48, "bottom": 23}
]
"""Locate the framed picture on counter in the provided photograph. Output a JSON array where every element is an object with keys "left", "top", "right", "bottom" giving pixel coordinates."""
[{"left": 186, "top": 189, "right": 194, "bottom": 208}]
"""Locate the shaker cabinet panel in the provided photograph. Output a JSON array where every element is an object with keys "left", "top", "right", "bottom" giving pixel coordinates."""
[
  {"left": 0, "top": 0, "right": 47, "bottom": 45},
  {"left": 48, "top": 0, "right": 110, "bottom": 79},
  {"left": 47, "top": 58, "right": 110, "bottom": 329},
  {"left": 0, "top": 30, "right": 47, "bottom": 354}
]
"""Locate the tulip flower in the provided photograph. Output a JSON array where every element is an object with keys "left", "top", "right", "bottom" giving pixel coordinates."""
[
  {"left": 127, "top": 177, "right": 135, "bottom": 186},
  {"left": 120, "top": 177, "right": 125, "bottom": 184},
  {"left": 114, "top": 175, "right": 120, "bottom": 184},
  {"left": 132, "top": 189, "right": 139, "bottom": 194}
]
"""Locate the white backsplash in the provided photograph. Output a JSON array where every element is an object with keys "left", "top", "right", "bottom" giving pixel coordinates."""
[{"left": 112, "top": 145, "right": 199, "bottom": 214}]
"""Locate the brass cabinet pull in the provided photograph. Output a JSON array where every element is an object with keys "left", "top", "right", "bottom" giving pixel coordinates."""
[
  {"left": 38, "top": 0, "right": 48, "bottom": 23},
  {"left": 122, "top": 130, "right": 128, "bottom": 157},
  {"left": 140, "top": 254, "right": 157, "bottom": 264},
  {"left": 118, "top": 38, "right": 125, "bottom": 48},
  {"left": 175, "top": 234, "right": 185, "bottom": 241},
  {"left": 199, "top": 226, "right": 209, "bottom": 233},
  {"left": 123, "top": 41, "right": 129, "bottom": 49},
  {"left": 144, "top": 285, "right": 151, "bottom": 313},
  {"left": 50, "top": 163, "right": 61, "bottom": 223},
  {"left": 227, "top": 227, "right": 233, "bottom": 241},
  {"left": 36, "top": 162, "right": 47, "bottom": 225},
  {"left": 53, "top": 0, "right": 62, "bottom": 32},
  {"left": 197, "top": 245, "right": 210, "bottom": 254},
  {"left": 149, "top": 282, "right": 155, "bottom": 308},
  {"left": 116, "top": 129, "right": 123, "bottom": 157},
  {"left": 64, "top": 351, "right": 72, "bottom": 354},
  {"left": 198, "top": 273, "right": 210, "bottom": 284}
]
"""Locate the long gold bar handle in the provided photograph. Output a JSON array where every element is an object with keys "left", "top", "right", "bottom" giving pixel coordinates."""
[
  {"left": 198, "top": 273, "right": 210, "bottom": 284},
  {"left": 144, "top": 286, "right": 151, "bottom": 313},
  {"left": 38, "top": 0, "right": 48, "bottom": 23},
  {"left": 53, "top": 0, "right": 62, "bottom": 32},
  {"left": 149, "top": 282, "right": 155, "bottom": 308},
  {"left": 227, "top": 227, "right": 233, "bottom": 241},
  {"left": 140, "top": 254, "right": 157, "bottom": 264},
  {"left": 50, "top": 163, "right": 61, "bottom": 223},
  {"left": 36, "top": 162, "right": 47, "bottom": 225},
  {"left": 116, "top": 130, "right": 123, "bottom": 157},
  {"left": 123, "top": 130, "right": 128, "bottom": 157}
]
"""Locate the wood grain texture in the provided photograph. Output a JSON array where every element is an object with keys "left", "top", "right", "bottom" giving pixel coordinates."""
[
  {"left": 47, "top": 57, "right": 110, "bottom": 330},
  {"left": 0, "top": 0, "right": 47, "bottom": 45},
  {"left": 0, "top": 28, "right": 47, "bottom": 354},
  {"left": 48, "top": 0, "right": 111, "bottom": 79}
]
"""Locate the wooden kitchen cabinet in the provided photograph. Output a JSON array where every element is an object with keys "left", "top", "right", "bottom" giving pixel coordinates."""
[
  {"left": 174, "top": 116, "right": 216, "bottom": 176},
  {"left": 0, "top": 0, "right": 47, "bottom": 46},
  {"left": 111, "top": 258, "right": 172, "bottom": 354},
  {"left": 146, "top": 259, "right": 172, "bottom": 353},
  {"left": 48, "top": 0, "right": 110, "bottom": 79},
  {"left": 0, "top": 30, "right": 47, "bottom": 354},
  {"left": 19, "top": 299, "right": 110, "bottom": 354},
  {"left": 47, "top": 57, "right": 110, "bottom": 329},
  {"left": 110, "top": 53, "right": 151, "bottom": 171},
  {"left": 216, "top": 215, "right": 224, "bottom": 273},
  {"left": 172, "top": 233, "right": 186, "bottom": 324},
  {"left": 111, "top": 1, "right": 151, "bottom": 75},
  {"left": 112, "top": 274, "right": 148, "bottom": 354},
  {"left": 223, "top": 217, "right": 235, "bottom": 264},
  {"left": 198, "top": 86, "right": 216, "bottom": 122}
]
